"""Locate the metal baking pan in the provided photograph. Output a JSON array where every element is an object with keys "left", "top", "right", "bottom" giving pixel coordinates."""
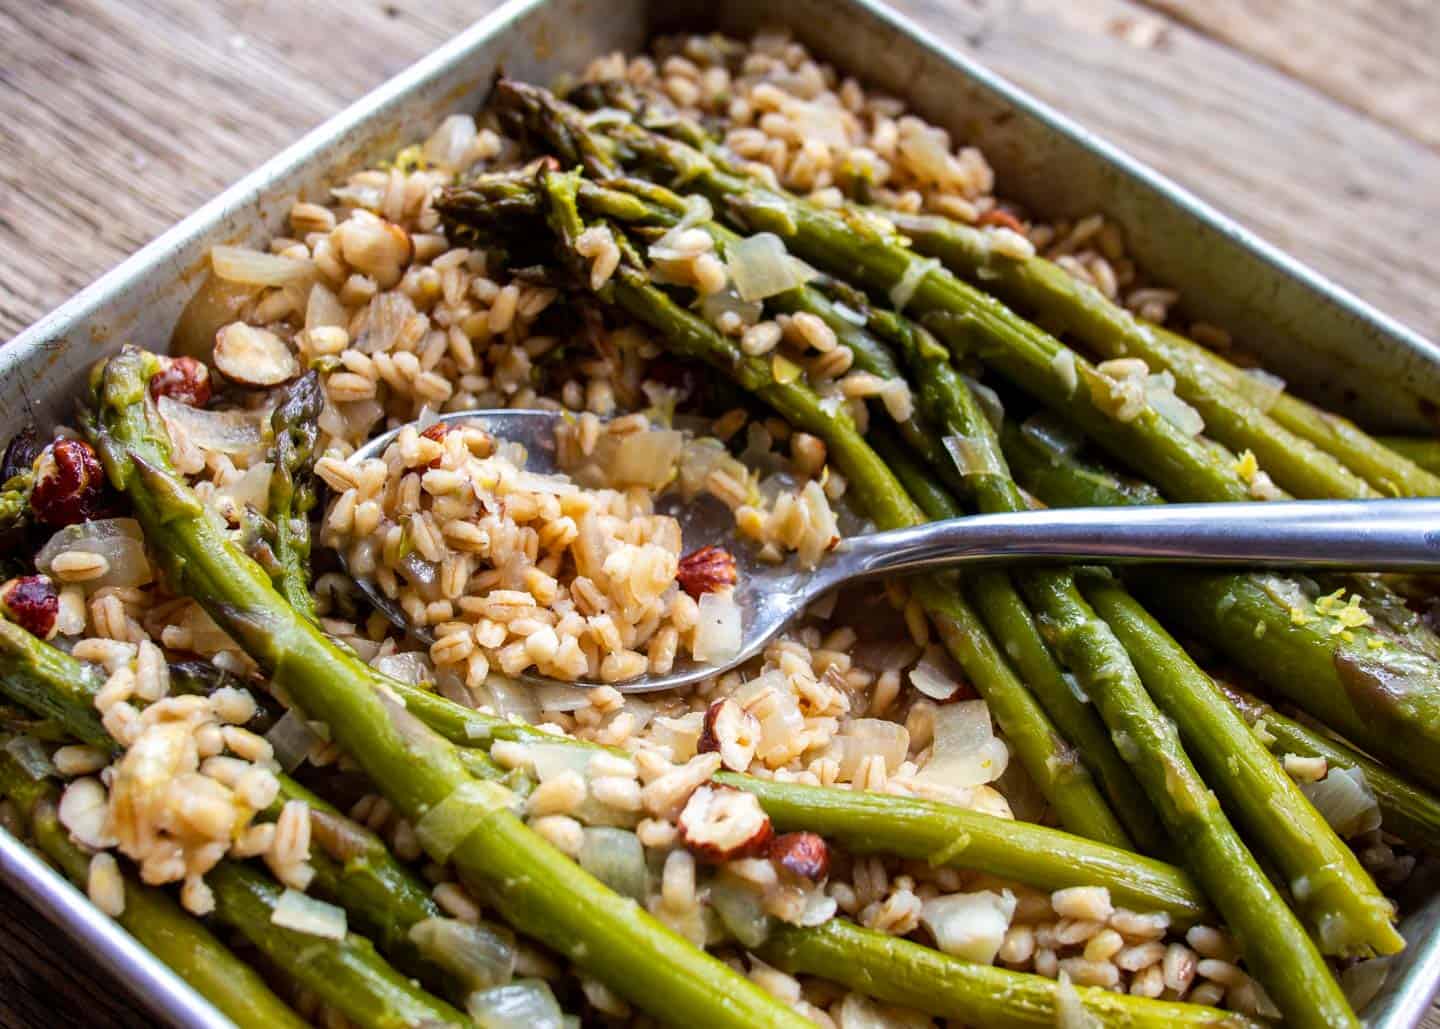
[{"left": 3, "top": 0, "right": 1438, "bottom": 1024}]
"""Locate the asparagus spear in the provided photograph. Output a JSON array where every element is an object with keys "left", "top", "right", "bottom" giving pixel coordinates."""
[
  {"left": 521, "top": 166, "right": 1135, "bottom": 847},
  {"left": 873, "top": 425, "right": 1167, "bottom": 855},
  {"left": 716, "top": 773, "right": 1204, "bottom": 923},
  {"left": 883, "top": 209, "right": 1377, "bottom": 500},
  {"left": 1378, "top": 436, "right": 1440, "bottom": 478},
  {"left": 266, "top": 370, "right": 324, "bottom": 620},
  {"left": 999, "top": 416, "right": 1162, "bottom": 507},
  {"left": 85, "top": 345, "right": 809, "bottom": 1029},
  {"left": 1002, "top": 418, "right": 1440, "bottom": 795},
  {"left": 512, "top": 83, "right": 1253, "bottom": 505},
  {"left": 862, "top": 307, "right": 1167, "bottom": 855},
  {"left": 1156, "top": 327, "right": 1440, "bottom": 497},
  {"left": 1080, "top": 573, "right": 1402, "bottom": 957},
  {"left": 0, "top": 610, "right": 465, "bottom": 983},
  {"left": 0, "top": 757, "right": 309, "bottom": 1029},
  {"left": 1219, "top": 681, "right": 1440, "bottom": 852},
  {"left": 758, "top": 919, "right": 1261, "bottom": 1029},
  {"left": 1023, "top": 568, "right": 1358, "bottom": 1026},
  {"left": 204, "top": 860, "right": 472, "bottom": 1029}
]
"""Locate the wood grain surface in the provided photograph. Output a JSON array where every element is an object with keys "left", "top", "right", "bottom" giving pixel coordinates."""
[{"left": 1, "top": 1, "right": 1437, "bottom": 1025}]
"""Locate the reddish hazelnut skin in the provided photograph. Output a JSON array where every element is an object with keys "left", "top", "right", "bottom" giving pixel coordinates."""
[
  {"left": 768, "top": 831, "right": 830, "bottom": 882},
  {"left": 677, "top": 545, "right": 738, "bottom": 600},
  {"left": 677, "top": 784, "right": 774, "bottom": 863},
  {"left": 30, "top": 439, "right": 106, "bottom": 527},
  {"left": 1, "top": 575, "right": 59, "bottom": 639},
  {"left": 148, "top": 356, "right": 213, "bottom": 407}
]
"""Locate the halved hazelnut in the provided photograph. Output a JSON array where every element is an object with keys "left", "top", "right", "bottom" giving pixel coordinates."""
[
  {"left": 149, "top": 356, "right": 213, "bottom": 407},
  {"left": 213, "top": 323, "right": 300, "bottom": 387},
  {"left": 677, "top": 545, "right": 737, "bottom": 599},
  {"left": 768, "top": 831, "right": 830, "bottom": 882},
  {"left": 696, "top": 698, "right": 759, "bottom": 772},
  {"left": 30, "top": 439, "right": 106, "bottom": 527},
  {"left": 0, "top": 575, "right": 59, "bottom": 639},
  {"left": 677, "top": 783, "right": 772, "bottom": 862}
]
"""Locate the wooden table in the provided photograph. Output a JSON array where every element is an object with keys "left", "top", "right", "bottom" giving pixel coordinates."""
[{"left": 1, "top": 1, "right": 1437, "bottom": 1025}]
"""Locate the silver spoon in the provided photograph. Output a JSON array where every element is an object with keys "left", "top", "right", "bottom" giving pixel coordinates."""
[{"left": 343, "top": 409, "right": 1440, "bottom": 693}]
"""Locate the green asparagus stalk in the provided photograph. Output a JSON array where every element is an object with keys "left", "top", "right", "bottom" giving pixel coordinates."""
[
  {"left": 883, "top": 209, "right": 1377, "bottom": 500},
  {"left": 758, "top": 919, "right": 1261, "bottom": 1029},
  {"left": 526, "top": 166, "right": 1135, "bottom": 847},
  {"left": 204, "top": 860, "right": 471, "bottom": 1029},
  {"left": 999, "top": 416, "right": 1163, "bottom": 507},
  {"left": 0, "top": 617, "right": 109, "bottom": 750},
  {"left": 1080, "top": 573, "right": 1402, "bottom": 957},
  {"left": 525, "top": 88, "right": 1254, "bottom": 505},
  {"left": 1378, "top": 436, "right": 1440, "bottom": 478},
  {"left": 1023, "top": 567, "right": 1358, "bottom": 1026},
  {"left": 715, "top": 773, "right": 1204, "bottom": 923},
  {"left": 266, "top": 370, "right": 324, "bottom": 620},
  {"left": 1157, "top": 328, "right": 1440, "bottom": 497},
  {"left": 0, "top": 757, "right": 309, "bottom": 1029},
  {"left": 873, "top": 425, "right": 1167, "bottom": 855},
  {"left": 1218, "top": 681, "right": 1440, "bottom": 852},
  {"left": 0, "top": 610, "right": 465, "bottom": 987},
  {"left": 86, "top": 345, "right": 809, "bottom": 1029},
  {"left": 1001, "top": 418, "right": 1440, "bottom": 795}
]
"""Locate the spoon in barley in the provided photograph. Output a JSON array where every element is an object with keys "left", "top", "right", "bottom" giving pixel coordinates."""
[{"left": 341, "top": 410, "right": 1440, "bottom": 693}]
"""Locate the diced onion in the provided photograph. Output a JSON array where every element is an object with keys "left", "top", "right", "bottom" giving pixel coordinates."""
[
  {"left": 409, "top": 917, "right": 515, "bottom": 993},
  {"left": 1340, "top": 956, "right": 1391, "bottom": 1013},
  {"left": 837, "top": 992, "right": 899, "bottom": 1029},
  {"left": 693, "top": 592, "right": 743, "bottom": 665},
  {"left": 943, "top": 434, "right": 1005, "bottom": 479},
  {"left": 422, "top": 114, "right": 478, "bottom": 170},
  {"left": 1302, "top": 765, "right": 1380, "bottom": 838},
  {"left": 1050, "top": 349, "right": 1079, "bottom": 396},
  {"left": 910, "top": 650, "right": 962, "bottom": 701},
  {"left": 1242, "top": 368, "right": 1287, "bottom": 413},
  {"left": 699, "top": 287, "right": 764, "bottom": 329},
  {"left": 609, "top": 429, "right": 683, "bottom": 489},
  {"left": 578, "top": 827, "right": 648, "bottom": 902},
  {"left": 1143, "top": 371, "right": 1204, "bottom": 436},
  {"left": 476, "top": 676, "right": 540, "bottom": 723},
  {"left": 734, "top": 671, "right": 807, "bottom": 763},
  {"left": 305, "top": 283, "right": 346, "bottom": 331},
  {"left": 4, "top": 736, "right": 55, "bottom": 781},
  {"left": 465, "top": 979, "right": 564, "bottom": 1029},
  {"left": 271, "top": 889, "right": 347, "bottom": 939},
  {"left": 373, "top": 651, "right": 433, "bottom": 686},
  {"left": 36, "top": 518, "right": 154, "bottom": 591},
  {"left": 708, "top": 877, "right": 772, "bottom": 948},
  {"left": 213, "top": 462, "right": 273, "bottom": 520},
  {"left": 1054, "top": 971, "right": 1103, "bottom": 1029},
  {"left": 726, "top": 233, "right": 813, "bottom": 302},
  {"left": 415, "top": 780, "right": 516, "bottom": 861},
  {"left": 888, "top": 256, "right": 940, "bottom": 312},
  {"left": 532, "top": 682, "right": 593, "bottom": 713},
  {"left": 898, "top": 124, "right": 953, "bottom": 183},
  {"left": 171, "top": 274, "right": 257, "bottom": 362},
  {"left": 961, "top": 375, "right": 1005, "bottom": 430},
  {"left": 919, "top": 889, "right": 1015, "bottom": 963},
  {"left": 918, "top": 700, "right": 1009, "bottom": 788},
  {"left": 211, "top": 245, "right": 314, "bottom": 288},
  {"left": 265, "top": 709, "right": 320, "bottom": 773},
  {"left": 829, "top": 718, "right": 910, "bottom": 779},
  {"left": 158, "top": 395, "right": 269, "bottom": 456}
]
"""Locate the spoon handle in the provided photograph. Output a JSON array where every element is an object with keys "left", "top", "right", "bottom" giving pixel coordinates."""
[{"left": 828, "top": 499, "right": 1440, "bottom": 580}]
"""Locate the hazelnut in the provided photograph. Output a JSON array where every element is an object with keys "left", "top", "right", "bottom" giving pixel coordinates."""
[
  {"left": 676, "top": 545, "right": 737, "bottom": 599},
  {"left": 149, "top": 356, "right": 213, "bottom": 407},
  {"left": 768, "top": 832, "right": 830, "bottom": 882},
  {"left": 213, "top": 323, "right": 300, "bottom": 387},
  {"left": 30, "top": 439, "right": 106, "bottom": 527},
  {"left": 677, "top": 784, "right": 772, "bottom": 862},
  {"left": 696, "top": 698, "right": 759, "bottom": 772},
  {"left": 0, "top": 575, "right": 59, "bottom": 639}
]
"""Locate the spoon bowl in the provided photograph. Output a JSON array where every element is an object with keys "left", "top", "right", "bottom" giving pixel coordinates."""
[{"left": 341, "top": 409, "right": 1440, "bottom": 694}]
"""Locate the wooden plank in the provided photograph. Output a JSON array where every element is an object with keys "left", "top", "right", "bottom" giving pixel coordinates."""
[{"left": 1139, "top": 0, "right": 1440, "bottom": 150}]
